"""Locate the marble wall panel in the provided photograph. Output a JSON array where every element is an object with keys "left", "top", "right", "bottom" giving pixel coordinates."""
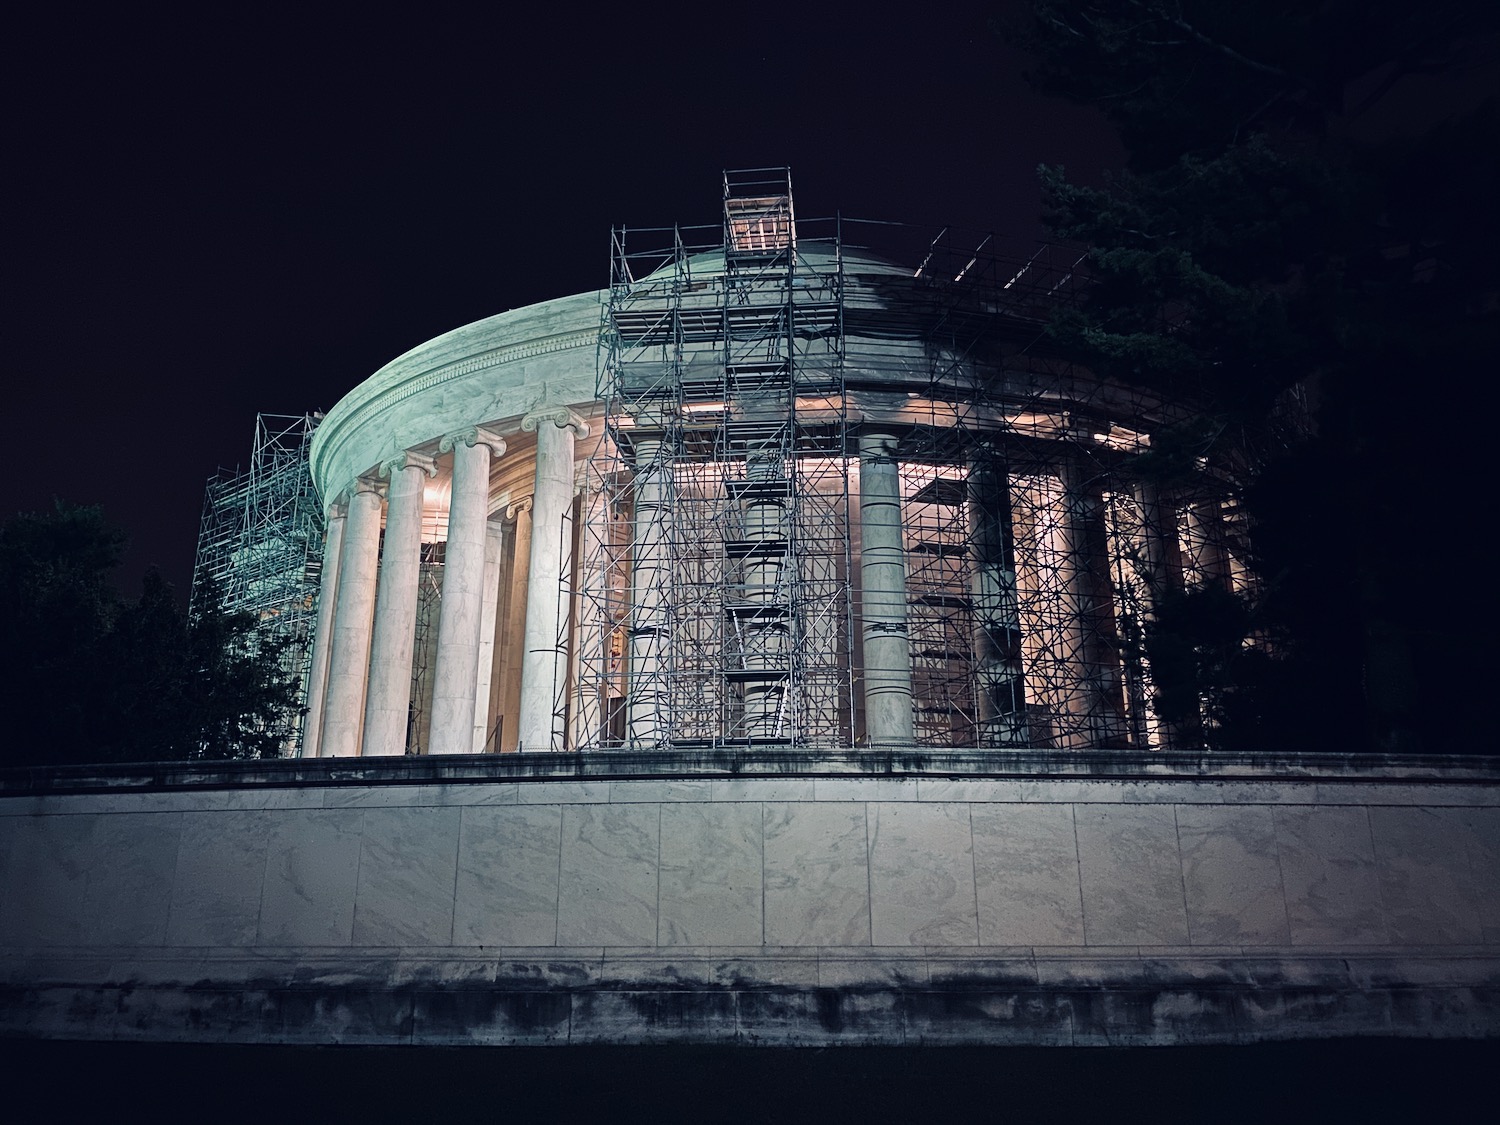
[
  {"left": 812, "top": 779, "right": 916, "bottom": 802},
  {"left": 555, "top": 804, "right": 659, "bottom": 946},
  {"left": 763, "top": 802, "right": 871, "bottom": 946},
  {"left": 516, "top": 781, "right": 611, "bottom": 805},
  {"left": 1176, "top": 804, "right": 1290, "bottom": 946},
  {"left": 454, "top": 805, "right": 563, "bottom": 946},
  {"left": 0, "top": 814, "right": 96, "bottom": 945},
  {"left": 710, "top": 779, "right": 815, "bottom": 803},
  {"left": 1073, "top": 804, "right": 1190, "bottom": 946},
  {"left": 353, "top": 806, "right": 461, "bottom": 946},
  {"left": 1370, "top": 806, "right": 1483, "bottom": 945},
  {"left": 916, "top": 780, "right": 1031, "bottom": 804},
  {"left": 610, "top": 780, "right": 707, "bottom": 804},
  {"left": 1463, "top": 807, "right": 1500, "bottom": 943},
  {"left": 77, "top": 812, "right": 182, "bottom": 947},
  {"left": 166, "top": 810, "right": 272, "bottom": 947},
  {"left": 867, "top": 803, "right": 978, "bottom": 946},
  {"left": 256, "top": 809, "right": 362, "bottom": 946},
  {"left": 1274, "top": 806, "right": 1387, "bottom": 945},
  {"left": 657, "top": 802, "right": 762, "bottom": 946},
  {"left": 971, "top": 804, "right": 1085, "bottom": 946},
  {"left": 433, "top": 782, "right": 519, "bottom": 806}
]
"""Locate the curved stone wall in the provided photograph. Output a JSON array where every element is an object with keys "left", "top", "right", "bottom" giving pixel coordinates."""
[{"left": 3, "top": 752, "right": 1497, "bottom": 1045}]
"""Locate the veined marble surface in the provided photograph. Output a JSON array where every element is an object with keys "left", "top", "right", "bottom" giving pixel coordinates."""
[{"left": 2, "top": 768, "right": 1498, "bottom": 1044}]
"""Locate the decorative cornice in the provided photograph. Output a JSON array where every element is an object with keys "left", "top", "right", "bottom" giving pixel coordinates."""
[
  {"left": 439, "top": 426, "right": 508, "bottom": 458},
  {"left": 521, "top": 405, "right": 591, "bottom": 439},
  {"left": 311, "top": 322, "right": 599, "bottom": 492}
]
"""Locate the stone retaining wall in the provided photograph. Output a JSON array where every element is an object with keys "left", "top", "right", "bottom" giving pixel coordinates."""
[{"left": 3, "top": 752, "right": 1497, "bottom": 1045}]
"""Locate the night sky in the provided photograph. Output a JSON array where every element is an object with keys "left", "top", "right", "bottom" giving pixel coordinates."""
[{"left": 5, "top": 3, "right": 1120, "bottom": 597}]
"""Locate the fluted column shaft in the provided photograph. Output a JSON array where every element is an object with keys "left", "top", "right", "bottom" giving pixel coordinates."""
[
  {"left": 498, "top": 497, "right": 532, "bottom": 752},
  {"left": 300, "top": 504, "right": 345, "bottom": 758},
  {"left": 970, "top": 456, "right": 1028, "bottom": 747},
  {"left": 322, "top": 480, "right": 383, "bottom": 758},
  {"left": 1057, "top": 458, "right": 1129, "bottom": 748},
  {"left": 472, "top": 516, "right": 507, "bottom": 753},
  {"left": 518, "top": 408, "right": 588, "bottom": 752},
  {"left": 429, "top": 428, "right": 506, "bottom": 756},
  {"left": 362, "top": 453, "right": 435, "bottom": 757},
  {"left": 1134, "top": 478, "right": 1196, "bottom": 750},
  {"left": 858, "top": 432, "right": 915, "bottom": 747}
]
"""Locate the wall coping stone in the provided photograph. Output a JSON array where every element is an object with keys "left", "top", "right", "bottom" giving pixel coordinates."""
[{"left": 3, "top": 747, "right": 1497, "bottom": 796}]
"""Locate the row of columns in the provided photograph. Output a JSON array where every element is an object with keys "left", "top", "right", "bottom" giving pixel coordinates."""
[
  {"left": 303, "top": 409, "right": 587, "bottom": 757},
  {"left": 305, "top": 416, "right": 1210, "bottom": 755}
]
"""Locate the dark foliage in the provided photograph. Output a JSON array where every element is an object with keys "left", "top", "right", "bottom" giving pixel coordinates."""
[
  {"left": 0, "top": 502, "right": 301, "bottom": 767},
  {"left": 1009, "top": 1, "right": 1498, "bottom": 750}
]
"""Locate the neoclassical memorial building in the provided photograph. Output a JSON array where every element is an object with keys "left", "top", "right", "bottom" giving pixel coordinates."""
[
  {"left": 302, "top": 171, "right": 1237, "bottom": 761},
  {"left": 3, "top": 172, "right": 1496, "bottom": 1049}
]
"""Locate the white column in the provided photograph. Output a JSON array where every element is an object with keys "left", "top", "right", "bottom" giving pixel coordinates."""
[
  {"left": 1057, "top": 458, "right": 1129, "bottom": 748},
  {"left": 970, "top": 455, "right": 1028, "bottom": 747},
  {"left": 1134, "top": 478, "right": 1195, "bottom": 750},
  {"left": 429, "top": 428, "right": 506, "bottom": 756},
  {"left": 518, "top": 406, "right": 589, "bottom": 752},
  {"left": 322, "top": 478, "right": 383, "bottom": 758},
  {"left": 361, "top": 451, "right": 436, "bottom": 757},
  {"left": 627, "top": 438, "right": 670, "bottom": 745},
  {"left": 858, "top": 432, "right": 915, "bottom": 747},
  {"left": 1184, "top": 497, "right": 1232, "bottom": 591},
  {"left": 300, "top": 502, "right": 345, "bottom": 758},
  {"left": 472, "top": 515, "right": 507, "bottom": 753},
  {"left": 497, "top": 496, "right": 532, "bottom": 751}
]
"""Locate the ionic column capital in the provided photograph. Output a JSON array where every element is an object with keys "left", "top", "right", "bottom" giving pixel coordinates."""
[
  {"left": 521, "top": 405, "right": 590, "bottom": 440},
  {"left": 506, "top": 494, "right": 534, "bottom": 520},
  {"left": 351, "top": 475, "right": 385, "bottom": 499},
  {"left": 439, "top": 426, "right": 508, "bottom": 459},
  {"left": 379, "top": 450, "right": 439, "bottom": 480}
]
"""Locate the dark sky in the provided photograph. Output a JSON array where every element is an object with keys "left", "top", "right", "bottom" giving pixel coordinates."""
[{"left": 5, "top": 4, "right": 1120, "bottom": 596}]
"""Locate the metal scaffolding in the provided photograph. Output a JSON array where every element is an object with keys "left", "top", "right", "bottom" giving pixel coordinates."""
[
  {"left": 569, "top": 175, "right": 1256, "bottom": 752},
  {"left": 191, "top": 412, "right": 325, "bottom": 754},
  {"left": 573, "top": 169, "right": 855, "bottom": 749}
]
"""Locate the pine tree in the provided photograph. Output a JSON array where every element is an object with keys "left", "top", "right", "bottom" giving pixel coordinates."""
[{"left": 1009, "top": 0, "right": 1499, "bottom": 750}]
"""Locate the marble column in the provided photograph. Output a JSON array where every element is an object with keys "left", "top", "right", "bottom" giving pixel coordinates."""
[
  {"left": 1056, "top": 458, "right": 1129, "bottom": 749},
  {"left": 321, "top": 478, "right": 383, "bottom": 758},
  {"left": 472, "top": 516, "right": 507, "bottom": 753},
  {"left": 497, "top": 496, "right": 532, "bottom": 752},
  {"left": 300, "top": 502, "right": 345, "bottom": 758},
  {"left": 429, "top": 427, "right": 506, "bottom": 756},
  {"left": 969, "top": 455, "right": 1028, "bottom": 747},
  {"left": 518, "top": 406, "right": 589, "bottom": 752},
  {"left": 361, "top": 451, "right": 436, "bottom": 757},
  {"left": 1184, "top": 497, "right": 1232, "bottom": 592},
  {"left": 858, "top": 432, "right": 915, "bottom": 747},
  {"left": 627, "top": 438, "right": 671, "bottom": 746},
  {"left": 1134, "top": 478, "right": 1195, "bottom": 750}
]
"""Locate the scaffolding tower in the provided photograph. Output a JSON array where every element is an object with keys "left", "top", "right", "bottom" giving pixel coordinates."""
[
  {"left": 191, "top": 412, "right": 325, "bottom": 754},
  {"left": 573, "top": 168, "right": 854, "bottom": 749},
  {"left": 570, "top": 177, "right": 1257, "bottom": 752}
]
